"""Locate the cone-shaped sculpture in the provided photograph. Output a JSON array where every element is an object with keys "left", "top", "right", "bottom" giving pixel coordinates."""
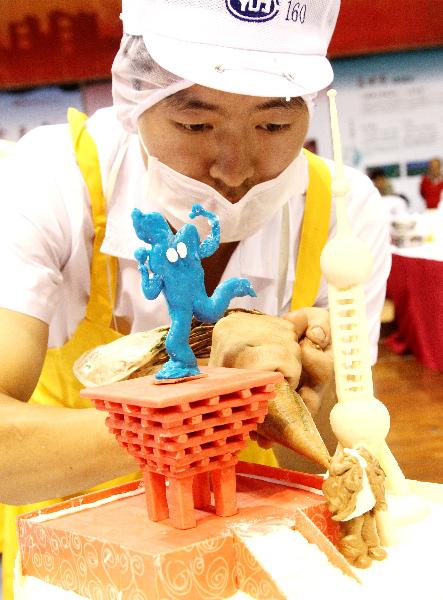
[{"left": 257, "top": 381, "right": 330, "bottom": 469}]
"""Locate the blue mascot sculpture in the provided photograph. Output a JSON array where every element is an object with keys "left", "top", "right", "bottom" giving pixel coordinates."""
[{"left": 132, "top": 203, "right": 256, "bottom": 382}]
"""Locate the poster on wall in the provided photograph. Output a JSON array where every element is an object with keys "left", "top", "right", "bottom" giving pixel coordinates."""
[
  {"left": 307, "top": 49, "right": 443, "bottom": 211},
  {"left": 0, "top": 86, "right": 83, "bottom": 141}
]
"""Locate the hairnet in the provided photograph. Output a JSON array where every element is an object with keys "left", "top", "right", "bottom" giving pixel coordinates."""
[
  {"left": 112, "top": 35, "right": 194, "bottom": 133},
  {"left": 112, "top": 35, "right": 317, "bottom": 134}
]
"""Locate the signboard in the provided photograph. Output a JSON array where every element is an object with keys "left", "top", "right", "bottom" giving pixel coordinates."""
[{"left": 330, "top": 0, "right": 443, "bottom": 56}]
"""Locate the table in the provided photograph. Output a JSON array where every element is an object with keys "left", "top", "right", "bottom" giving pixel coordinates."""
[{"left": 386, "top": 244, "right": 443, "bottom": 371}]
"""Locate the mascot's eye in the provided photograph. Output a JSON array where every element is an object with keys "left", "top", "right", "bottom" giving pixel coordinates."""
[
  {"left": 177, "top": 242, "right": 187, "bottom": 258},
  {"left": 166, "top": 247, "right": 179, "bottom": 263}
]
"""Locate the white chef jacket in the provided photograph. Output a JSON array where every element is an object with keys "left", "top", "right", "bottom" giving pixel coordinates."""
[{"left": 0, "top": 107, "right": 391, "bottom": 362}]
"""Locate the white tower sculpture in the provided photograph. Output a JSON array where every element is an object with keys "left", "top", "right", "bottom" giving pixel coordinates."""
[{"left": 321, "top": 92, "right": 412, "bottom": 543}]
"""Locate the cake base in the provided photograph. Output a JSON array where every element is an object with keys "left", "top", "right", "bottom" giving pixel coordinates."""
[
  {"left": 15, "top": 465, "right": 443, "bottom": 600},
  {"left": 15, "top": 464, "right": 339, "bottom": 600}
]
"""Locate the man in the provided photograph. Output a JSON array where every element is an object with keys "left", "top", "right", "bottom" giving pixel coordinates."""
[{"left": 0, "top": 1, "right": 390, "bottom": 597}]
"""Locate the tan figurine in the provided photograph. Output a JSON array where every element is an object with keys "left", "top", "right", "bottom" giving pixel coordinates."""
[{"left": 322, "top": 445, "right": 388, "bottom": 568}]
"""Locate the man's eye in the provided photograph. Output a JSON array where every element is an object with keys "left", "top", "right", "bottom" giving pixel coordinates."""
[
  {"left": 178, "top": 123, "right": 211, "bottom": 132},
  {"left": 259, "top": 123, "right": 291, "bottom": 132}
]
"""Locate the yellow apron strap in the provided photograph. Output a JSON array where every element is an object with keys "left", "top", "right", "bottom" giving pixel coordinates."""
[
  {"left": 291, "top": 149, "right": 332, "bottom": 311},
  {"left": 67, "top": 107, "right": 117, "bottom": 325}
]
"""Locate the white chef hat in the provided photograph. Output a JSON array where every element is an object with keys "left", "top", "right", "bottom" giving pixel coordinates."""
[{"left": 112, "top": 0, "right": 340, "bottom": 132}]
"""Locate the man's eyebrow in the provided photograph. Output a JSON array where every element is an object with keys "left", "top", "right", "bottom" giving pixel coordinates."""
[
  {"left": 163, "top": 90, "right": 304, "bottom": 113},
  {"left": 162, "top": 90, "right": 223, "bottom": 113},
  {"left": 255, "top": 97, "right": 304, "bottom": 111}
]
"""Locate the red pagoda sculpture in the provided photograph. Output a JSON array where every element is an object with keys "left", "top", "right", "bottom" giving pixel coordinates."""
[{"left": 81, "top": 366, "right": 282, "bottom": 529}]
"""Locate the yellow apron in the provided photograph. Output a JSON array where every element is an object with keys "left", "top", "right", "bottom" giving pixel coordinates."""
[
  {"left": 239, "top": 148, "right": 332, "bottom": 466},
  {"left": 1, "top": 108, "right": 138, "bottom": 600}
]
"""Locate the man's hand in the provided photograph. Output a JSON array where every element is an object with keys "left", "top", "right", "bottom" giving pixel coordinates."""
[
  {"left": 284, "top": 307, "right": 334, "bottom": 416},
  {"left": 208, "top": 308, "right": 335, "bottom": 453},
  {"left": 209, "top": 310, "right": 303, "bottom": 391},
  {"left": 209, "top": 308, "right": 334, "bottom": 418}
]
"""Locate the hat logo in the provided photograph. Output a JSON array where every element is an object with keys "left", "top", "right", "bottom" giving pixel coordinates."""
[{"left": 225, "top": 0, "right": 280, "bottom": 22}]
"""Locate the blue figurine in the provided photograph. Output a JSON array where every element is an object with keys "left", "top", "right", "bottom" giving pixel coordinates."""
[{"left": 132, "top": 203, "right": 256, "bottom": 382}]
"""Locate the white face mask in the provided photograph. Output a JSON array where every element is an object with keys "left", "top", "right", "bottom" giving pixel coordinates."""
[{"left": 142, "top": 150, "right": 308, "bottom": 243}]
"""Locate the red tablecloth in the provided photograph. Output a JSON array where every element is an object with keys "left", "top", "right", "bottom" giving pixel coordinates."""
[{"left": 386, "top": 253, "right": 443, "bottom": 371}]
